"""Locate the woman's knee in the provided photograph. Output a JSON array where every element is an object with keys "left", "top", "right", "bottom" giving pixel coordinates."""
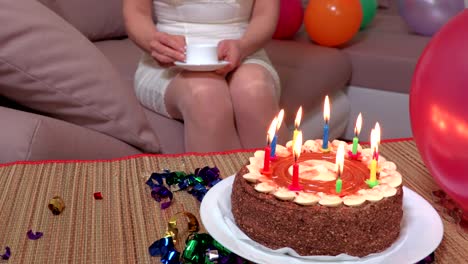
[
  {"left": 229, "top": 64, "right": 276, "bottom": 99},
  {"left": 176, "top": 72, "right": 235, "bottom": 126}
]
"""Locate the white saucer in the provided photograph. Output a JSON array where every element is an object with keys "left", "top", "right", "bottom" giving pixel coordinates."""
[
  {"left": 200, "top": 176, "right": 444, "bottom": 264},
  {"left": 174, "top": 61, "right": 229, "bottom": 72}
]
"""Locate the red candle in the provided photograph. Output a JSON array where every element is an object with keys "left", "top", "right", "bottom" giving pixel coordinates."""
[
  {"left": 289, "top": 131, "right": 303, "bottom": 191},
  {"left": 263, "top": 145, "right": 271, "bottom": 172},
  {"left": 261, "top": 119, "right": 278, "bottom": 175},
  {"left": 292, "top": 163, "right": 299, "bottom": 186}
]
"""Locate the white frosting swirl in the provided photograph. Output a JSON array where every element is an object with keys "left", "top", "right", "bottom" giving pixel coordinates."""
[
  {"left": 294, "top": 192, "right": 320, "bottom": 205},
  {"left": 318, "top": 194, "right": 343, "bottom": 207},
  {"left": 343, "top": 195, "right": 366, "bottom": 207},
  {"left": 255, "top": 181, "right": 277, "bottom": 193},
  {"left": 273, "top": 187, "right": 297, "bottom": 201}
]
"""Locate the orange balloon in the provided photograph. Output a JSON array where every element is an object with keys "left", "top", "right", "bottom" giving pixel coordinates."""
[{"left": 304, "top": 0, "right": 363, "bottom": 47}]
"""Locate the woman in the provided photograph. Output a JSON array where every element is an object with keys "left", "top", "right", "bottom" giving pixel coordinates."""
[{"left": 124, "top": 0, "right": 286, "bottom": 152}]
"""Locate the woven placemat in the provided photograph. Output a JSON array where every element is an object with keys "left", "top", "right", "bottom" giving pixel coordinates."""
[{"left": 0, "top": 141, "right": 466, "bottom": 263}]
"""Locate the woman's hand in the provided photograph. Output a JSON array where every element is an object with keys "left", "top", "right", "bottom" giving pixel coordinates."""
[
  {"left": 215, "top": 39, "right": 244, "bottom": 75},
  {"left": 150, "top": 31, "right": 186, "bottom": 66}
]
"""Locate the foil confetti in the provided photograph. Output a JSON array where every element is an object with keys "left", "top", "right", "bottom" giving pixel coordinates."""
[
  {"left": 94, "top": 192, "right": 103, "bottom": 200},
  {"left": 151, "top": 186, "right": 173, "bottom": 210},
  {"left": 145, "top": 169, "right": 247, "bottom": 263},
  {"left": 148, "top": 211, "right": 249, "bottom": 263},
  {"left": 27, "top": 230, "right": 43, "bottom": 240},
  {"left": 48, "top": 196, "right": 65, "bottom": 215},
  {"left": 146, "top": 167, "right": 221, "bottom": 209},
  {"left": 1, "top": 247, "right": 11, "bottom": 260}
]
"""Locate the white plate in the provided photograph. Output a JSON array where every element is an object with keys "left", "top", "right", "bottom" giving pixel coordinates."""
[
  {"left": 174, "top": 61, "right": 229, "bottom": 72},
  {"left": 200, "top": 176, "right": 444, "bottom": 264}
]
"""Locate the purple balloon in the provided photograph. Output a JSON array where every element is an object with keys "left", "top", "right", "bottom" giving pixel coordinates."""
[{"left": 398, "top": 0, "right": 465, "bottom": 36}]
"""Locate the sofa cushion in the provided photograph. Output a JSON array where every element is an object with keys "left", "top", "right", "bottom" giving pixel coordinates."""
[
  {"left": 0, "top": 0, "right": 160, "bottom": 153},
  {"left": 0, "top": 107, "right": 141, "bottom": 163},
  {"left": 39, "top": 0, "right": 126, "bottom": 41},
  {"left": 94, "top": 39, "right": 143, "bottom": 87}
]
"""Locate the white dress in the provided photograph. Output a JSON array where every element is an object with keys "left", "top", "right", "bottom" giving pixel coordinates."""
[{"left": 134, "top": 0, "right": 281, "bottom": 118}]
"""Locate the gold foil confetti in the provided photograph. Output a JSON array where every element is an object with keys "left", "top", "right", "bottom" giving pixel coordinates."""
[{"left": 48, "top": 196, "right": 65, "bottom": 215}]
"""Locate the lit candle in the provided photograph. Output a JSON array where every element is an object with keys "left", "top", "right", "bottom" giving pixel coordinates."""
[
  {"left": 367, "top": 126, "right": 380, "bottom": 188},
  {"left": 374, "top": 122, "right": 381, "bottom": 161},
  {"left": 335, "top": 143, "right": 345, "bottom": 194},
  {"left": 291, "top": 106, "right": 302, "bottom": 149},
  {"left": 351, "top": 113, "right": 363, "bottom": 155},
  {"left": 289, "top": 131, "right": 303, "bottom": 191},
  {"left": 270, "top": 109, "right": 284, "bottom": 159},
  {"left": 322, "top": 96, "right": 330, "bottom": 151},
  {"left": 262, "top": 118, "right": 278, "bottom": 175}
]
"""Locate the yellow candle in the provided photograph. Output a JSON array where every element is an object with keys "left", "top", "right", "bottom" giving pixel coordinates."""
[
  {"left": 370, "top": 158, "right": 377, "bottom": 183},
  {"left": 367, "top": 126, "right": 380, "bottom": 188}
]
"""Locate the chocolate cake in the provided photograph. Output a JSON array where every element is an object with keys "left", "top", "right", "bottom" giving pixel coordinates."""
[{"left": 231, "top": 140, "right": 404, "bottom": 257}]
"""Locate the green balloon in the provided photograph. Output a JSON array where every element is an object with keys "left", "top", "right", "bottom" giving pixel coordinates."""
[{"left": 360, "top": 0, "right": 378, "bottom": 29}]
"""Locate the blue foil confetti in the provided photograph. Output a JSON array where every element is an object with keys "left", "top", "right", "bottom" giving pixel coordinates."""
[
  {"left": 27, "top": 230, "right": 43, "bottom": 240},
  {"left": 149, "top": 237, "right": 175, "bottom": 257},
  {"left": 161, "top": 250, "right": 180, "bottom": 264},
  {"left": 1, "top": 247, "right": 11, "bottom": 260}
]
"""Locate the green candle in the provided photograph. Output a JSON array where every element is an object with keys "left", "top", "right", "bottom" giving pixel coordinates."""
[
  {"left": 352, "top": 136, "right": 359, "bottom": 155},
  {"left": 335, "top": 143, "right": 345, "bottom": 194},
  {"left": 335, "top": 178, "right": 342, "bottom": 193},
  {"left": 352, "top": 113, "right": 363, "bottom": 155}
]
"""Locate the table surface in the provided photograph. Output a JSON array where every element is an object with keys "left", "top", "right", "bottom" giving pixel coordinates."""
[{"left": 0, "top": 140, "right": 466, "bottom": 263}]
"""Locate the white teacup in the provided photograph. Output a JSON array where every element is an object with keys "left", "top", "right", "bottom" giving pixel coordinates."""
[{"left": 185, "top": 43, "right": 219, "bottom": 65}]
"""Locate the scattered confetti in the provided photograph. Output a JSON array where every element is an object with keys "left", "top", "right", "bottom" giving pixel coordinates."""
[
  {"left": 1, "top": 247, "right": 11, "bottom": 260},
  {"left": 27, "top": 230, "right": 43, "bottom": 240},
  {"left": 48, "top": 196, "right": 65, "bottom": 215},
  {"left": 93, "top": 192, "right": 103, "bottom": 200},
  {"left": 146, "top": 166, "right": 221, "bottom": 209}
]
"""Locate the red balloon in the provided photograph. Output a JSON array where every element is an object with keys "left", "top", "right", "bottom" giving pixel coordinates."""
[
  {"left": 410, "top": 10, "right": 468, "bottom": 212},
  {"left": 272, "top": 0, "right": 304, "bottom": 40}
]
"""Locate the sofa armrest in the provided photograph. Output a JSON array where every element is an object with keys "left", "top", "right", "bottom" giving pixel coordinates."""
[{"left": 0, "top": 107, "right": 140, "bottom": 163}]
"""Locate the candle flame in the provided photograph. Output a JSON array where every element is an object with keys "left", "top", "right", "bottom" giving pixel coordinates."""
[
  {"left": 374, "top": 122, "right": 381, "bottom": 154},
  {"left": 293, "top": 131, "right": 303, "bottom": 161},
  {"left": 267, "top": 117, "right": 278, "bottom": 145},
  {"left": 323, "top": 95, "right": 330, "bottom": 123},
  {"left": 294, "top": 107, "right": 302, "bottom": 129},
  {"left": 276, "top": 109, "right": 284, "bottom": 132},
  {"left": 335, "top": 143, "right": 345, "bottom": 177},
  {"left": 354, "top": 113, "right": 363, "bottom": 136}
]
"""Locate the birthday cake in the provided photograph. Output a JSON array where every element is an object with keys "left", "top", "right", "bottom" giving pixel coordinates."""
[{"left": 230, "top": 139, "right": 404, "bottom": 257}]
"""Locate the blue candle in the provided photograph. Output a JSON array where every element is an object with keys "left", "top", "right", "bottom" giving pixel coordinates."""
[
  {"left": 322, "top": 122, "right": 329, "bottom": 149},
  {"left": 322, "top": 95, "right": 330, "bottom": 150},
  {"left": 270, "top": 134, "right": 278, "bottom": 158}
]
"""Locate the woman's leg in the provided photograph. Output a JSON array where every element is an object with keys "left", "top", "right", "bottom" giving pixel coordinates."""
[
  {"left": 165, "top": 71, "right": 242, "bottom": 152},
  {"left": 228, "top": 64, "right": 289, "bottom": 149}
]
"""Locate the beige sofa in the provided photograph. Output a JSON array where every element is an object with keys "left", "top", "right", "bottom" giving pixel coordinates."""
[
  {"left": 340, "top": 1, "right": 430, "bottom": 140},
  {"left": 0, "top": 0, "right": 352, "bottom": 163}
]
